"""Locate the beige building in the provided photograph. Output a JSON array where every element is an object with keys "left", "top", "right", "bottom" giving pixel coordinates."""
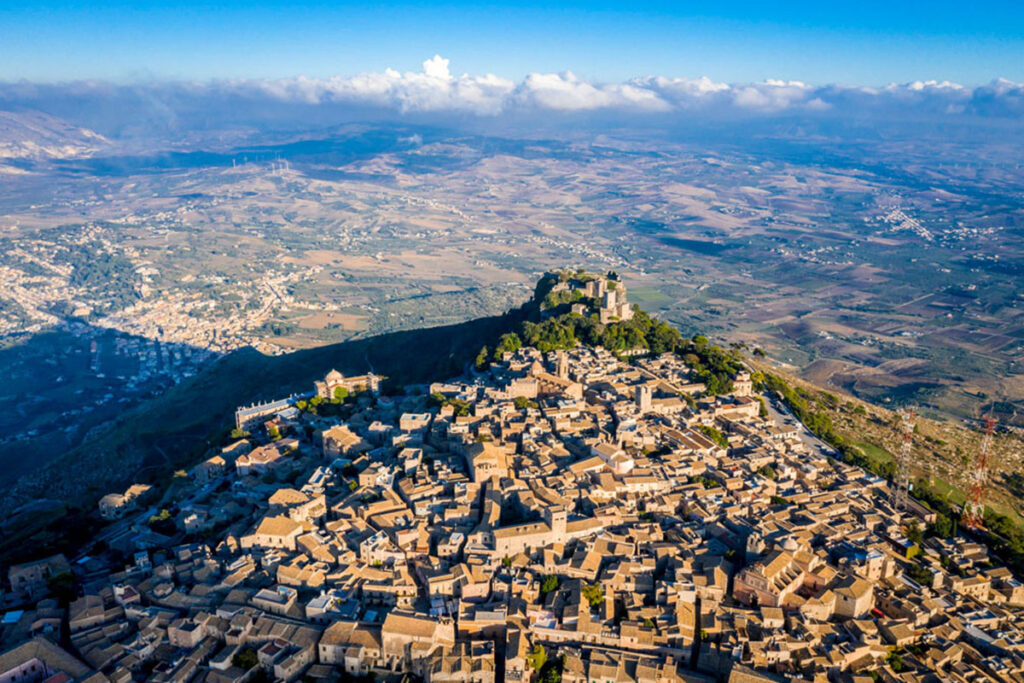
[
  {"left": 97, "top": 484, "right": 152, "bottom": 520},
  {"left": 321, "top": 424, "right": 369, "bottom": 459},
  {"left": 268, "top": 488, "right": 327, "bottom": 523},
  {"left": 315, "top": 369, "right": 381, "bottom": 399},
  {"left": 833, "top": 574, "right": 874, "bottom": 619},
  {"left": 8, "top": 554, "right": 71, "bottom": 599},
  {"left": 381, "top": 612, "right": 455, "bottom": 670},
  {"left": 491, "top": 507, "right": 567, "bottom": 557},
  {"left": 240, "top": 516, "right": 305, "bottom": 551},
  {"left": 734, "top": 551, "right": 806, "bottom": 608},
  {"left": 319, "top": 621, "right": 383, "bottom": 674},
  {"left": 464, "top": 441, "right": 509, "bottom": 483}
]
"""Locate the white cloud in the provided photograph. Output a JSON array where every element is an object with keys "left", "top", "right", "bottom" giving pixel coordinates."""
[
  {"left": 422, "top": 54, "right": 452, "bottom": 81},
  {"left": 512, "top": 72, "right": 671, "bottom": 112},
  {"left": 731, "top": 80, "right": 813, "bottom": 111},
  {"left": 805, "top": 97, "right": 831, "bottom": 111},
  {"left": 237, "top": 56, "right": 516, "bottom": 115},
  {"left": 2, "top": 57, "right": 1021, "bottom": 124},
  {"left": 905, "top": 80, "right": 965, "bottom": 92}
]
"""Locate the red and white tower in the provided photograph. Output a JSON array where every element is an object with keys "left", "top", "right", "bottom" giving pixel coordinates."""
[
  {"left": 962, "top": 416, "right": 997, "bottom": 531},
  {"left": 891, "top": 408, "right": 916, "bottom": 511}
]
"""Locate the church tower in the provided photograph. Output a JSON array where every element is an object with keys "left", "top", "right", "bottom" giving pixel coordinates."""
[{"left": 636, "top": 384, "right": 652, "bottom": 413}]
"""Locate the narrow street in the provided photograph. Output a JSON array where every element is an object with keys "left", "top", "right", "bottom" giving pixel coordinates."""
[{"left": 760, "top": 392, "right": 838, "bottom": 459}]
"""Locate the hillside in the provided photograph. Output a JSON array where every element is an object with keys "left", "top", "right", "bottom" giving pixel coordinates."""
[
  {"left": 0, "top": 109, "right": 109, "bottom": 161},
  {"left": 4, "top": 269, "right": 1022, "bottom": 565},
  {"left": 0, "top": 304, "right": 540, "bottom": 561},
  {"left": 3, "top": 269, "right": 685, "bottom": 515},
  {"left": 3, "top": 306, "right": 527, "bottom": 517},
  {"left": 0, "top": 269, "right": 714, "bottom": 559},
  {"left": 750, "top": 358, "right": 1024, "bottom": 568}
]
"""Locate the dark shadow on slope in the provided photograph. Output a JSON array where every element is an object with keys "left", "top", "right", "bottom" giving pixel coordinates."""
[
  {"left": 7, "top": 305, "right": 529, "bottom": 516},
  {"left": 0, "top": 321, "right": 214, "bottom": 486}
]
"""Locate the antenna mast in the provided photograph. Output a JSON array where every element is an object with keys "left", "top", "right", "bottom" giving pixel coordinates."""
[
  {"left": 962, "top": 416, "right": 997, "bottom": 530},
  {"left": 892, "top": 407, "right": 916, "bottom": 511}
]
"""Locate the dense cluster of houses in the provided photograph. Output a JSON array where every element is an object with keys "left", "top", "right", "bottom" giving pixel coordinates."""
[{"left": 1, "top": 338, "right": 1023, "bottom": 683}]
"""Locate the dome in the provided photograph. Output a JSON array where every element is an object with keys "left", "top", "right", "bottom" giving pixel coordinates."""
[
  {"left": 325, "top": 369, "right": 343, "bottom": 381},
  {"left": 782, "top": 536, "right": 799, "bottom": 552}
]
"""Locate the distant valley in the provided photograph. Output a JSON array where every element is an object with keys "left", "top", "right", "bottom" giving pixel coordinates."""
[{"left": 0, "top": 108, "right": 1022, "bottom": 503}]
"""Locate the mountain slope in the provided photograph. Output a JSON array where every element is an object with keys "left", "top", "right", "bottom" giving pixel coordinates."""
[
  {"left": 4, "top": 306, "right": 526, "bottom": 519},
  {"left": 0, "top": 109, "right": 109, "bottom": 161}
]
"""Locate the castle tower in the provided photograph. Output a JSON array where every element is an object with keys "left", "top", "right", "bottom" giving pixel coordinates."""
[
  {"left": 733, "top": 372, "right": 753, "bottom": 397},
  {"left": 556, "top": 350, "right": 569, "bottom": 379},
  {"left": 636, "top": 384, "right": 653, "bottom": 413},
  {"left": 545, "top": 506, "right": 567, "bottom": 543},
  {"left": 746, "top": 531, "right": 765, "bottom": 562}
]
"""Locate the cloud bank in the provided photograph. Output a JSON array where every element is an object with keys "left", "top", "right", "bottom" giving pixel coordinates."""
[
  {"left": 205, "top": 56, "right": 1024, "bottom": 118},
  {"left": 1, "top": 55, "right": 1021, "bottom": 138}
]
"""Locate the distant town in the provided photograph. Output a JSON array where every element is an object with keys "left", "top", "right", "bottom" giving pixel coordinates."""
[{"left": 1, "top": 273, "right": 1021, "bottom": 683}]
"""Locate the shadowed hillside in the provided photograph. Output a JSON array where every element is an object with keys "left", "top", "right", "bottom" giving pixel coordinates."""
[{"left": 4, "top": 305, "right": 529, "bottom": 521}]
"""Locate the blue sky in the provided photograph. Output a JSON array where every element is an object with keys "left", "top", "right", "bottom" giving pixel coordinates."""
[{"left": 1, "top": 0, "right": 1022, "bottom": 85}]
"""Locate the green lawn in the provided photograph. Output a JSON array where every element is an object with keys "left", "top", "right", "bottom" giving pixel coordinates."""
[{"left": 851, "top": 440, "right": 893, "bottom": 464}]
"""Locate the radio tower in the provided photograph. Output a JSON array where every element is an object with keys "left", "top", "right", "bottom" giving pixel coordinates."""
[
  {"left": 962, "top": 416, "right": 997, "bottom": 531},
  {"left": 891, "top": 408, "right": 916, "bottom": 511}
]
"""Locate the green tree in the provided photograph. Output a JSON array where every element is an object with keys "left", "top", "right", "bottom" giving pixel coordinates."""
[
  {"left": 541, "top": 575, "right": 559, "bottom": 594},
  {"left": 47, "top": 571, "right": 75, "bottom": 605},
  {"left": 147, "top": 508, "right": 176, "bottom": 535},
  {"left": 493, "top": 332, "right": 523, "bottom": 359},
  {"left": 514, "top": 396, "right": 538, "bottom": 410},
  {"left": 581, "top": 582, "right": 604, "bottom": 609},
  {"left": 526, "top": 644, "right": 547, "bottom": 670},
  {"left": 449, "top": 399, "right": 472, "bottom": 417},
  {"left": 475, "top": 346, "right": 490, "bottom": 371},
  {"left": 233, "top": 647, "right": 259, "bottom": 670},
  {"left": 929, "top": 513, "right": 956, "bottom": 539},
  {"left": 539, "top": 655, "right": 565, "bottom": 683},
  {"left": 333, "top": 386, "right": 348, "bottom": 401},
  {"left": 694, "top": 474, "right": 720, "bottom": 489},
  {"left": 905, "top": 520, "right": 924, "bottom": 545},
  {"left": 906, "top": 562, "right": 932, "bottom": 584},
  {"left": 698, "top": 424, "right": 729, "bottom": 449},
  {"left": 886, "top": 649, "right": 905, "bottom": 672}
]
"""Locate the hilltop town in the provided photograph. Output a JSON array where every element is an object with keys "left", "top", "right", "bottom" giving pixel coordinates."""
[{"left": 1, "top": 272, "right": 1022, "bottom": 683}]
